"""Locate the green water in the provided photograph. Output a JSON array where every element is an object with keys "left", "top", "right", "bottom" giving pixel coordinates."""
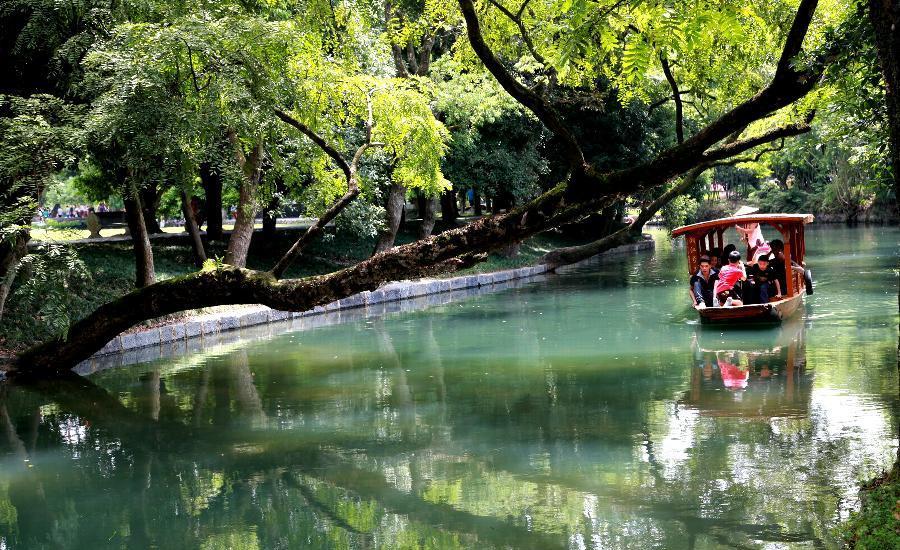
[{"left": 0, "top": 226, "right": 897, "bottom": 549}]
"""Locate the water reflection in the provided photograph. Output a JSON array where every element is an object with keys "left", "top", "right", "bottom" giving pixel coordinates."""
[{"left": 683, "top": 318, "right": 811, "bottom": 418}]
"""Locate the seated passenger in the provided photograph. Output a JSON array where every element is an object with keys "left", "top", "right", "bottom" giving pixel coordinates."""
[
  {"left": 721, "top": 244, "right": 737, "bottom": 267},
  {"left": 713, "top": 250, "right": 746, "bottom": 306},
  {"left": 745, "top": 253, "right": 782, "bottom": 303},
  {"left": 708, "top": 247, "right": 722, "bottom": 270},
  {"left": 768, "top": 239, "right": 804, "bottom": 292},
  {"left": 690, "top": 255, "right": 718, "bottom": 308}
]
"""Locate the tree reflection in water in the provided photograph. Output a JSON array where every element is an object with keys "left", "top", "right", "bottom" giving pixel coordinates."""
[{"left": 0, "top": 313, "right": 896, "bottom": 549}]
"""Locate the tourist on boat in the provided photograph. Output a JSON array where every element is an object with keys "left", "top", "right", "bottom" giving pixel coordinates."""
[
  {"left": 690, "top": 255, "right": 718, "bottom": 308},
  {"left": 720, "top": 244, "right": 737, "bottom": 266},
  {"left": 745, "top": 253, "right": 782, "bottom": 304},
  {"left": 713, "top": 250, "right": 746, "bottom": 306},
  {"left": 769, "top": 239, "right": 805, "bottom": 291},
  {"left": 708, "top": 247, "right": 722, "bottom": 270}
]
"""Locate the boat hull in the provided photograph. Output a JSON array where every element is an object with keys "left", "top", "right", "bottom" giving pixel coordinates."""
[{"left": 697, "top": 294, "right": 803, "bottom": 323}]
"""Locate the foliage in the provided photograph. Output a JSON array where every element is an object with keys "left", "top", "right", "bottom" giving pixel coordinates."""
[
  {"left": 660, "top": 195, "right": 699, "bottom": 230},
  {"left": 0, "top": 93, "right": 84, "bottom": 263},
  {"left": 1, "top": 243, "right": 92, "bottom": 342},
  {"left": 748, "top": 180, "right": 817, "bottom": 214}
]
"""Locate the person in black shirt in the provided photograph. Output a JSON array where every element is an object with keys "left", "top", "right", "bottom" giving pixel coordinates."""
[
  {"left": 690, "top": 255, "right": 718, "bottom": 308},
  {"left": 745, "top": 253, "right": 782, "bottom": 303}
]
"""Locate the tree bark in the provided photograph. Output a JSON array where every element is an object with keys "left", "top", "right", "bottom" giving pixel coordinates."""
[
  {"left": 418, "top": 195, "right": 437, "bottom": 239},
  {"left": 472, "top": 190, "right": 483, "bottom": 216},
  {"left": 225, "top": 135, "right": 263, "bottom": 268},
  {"left": 123, "top": 191, "right": 156, "bottom": 288},
  {"left": 374, "top": 182, "right": 406, "bottom": 254},
  {"left": 661, "top": 56, "right": 684, "bottom": 144},
  {"left": 200, "top": 162, "right": 224, "bottom": 240},
  {"left": 868, "top": 0, "right": 900, "bottom": 213},
  {"left": 139, "top": 185, "right": 162, "bottom": 234},
  {"left": 180, "top": 190, "right": 207, "bottom": 267}
]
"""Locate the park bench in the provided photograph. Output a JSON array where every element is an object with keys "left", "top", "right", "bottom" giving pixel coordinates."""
[{"left": 95, "top": 211, "right": 128, "bottom": 229}]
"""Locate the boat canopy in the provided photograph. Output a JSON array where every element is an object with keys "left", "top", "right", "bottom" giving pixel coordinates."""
[{"left": 671, "top": 214, "right": 814, "bottom": 237}]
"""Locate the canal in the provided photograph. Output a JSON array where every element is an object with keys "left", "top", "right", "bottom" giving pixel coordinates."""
[{"left": 0, "top": 226, "right": 897, "bottom": 548}]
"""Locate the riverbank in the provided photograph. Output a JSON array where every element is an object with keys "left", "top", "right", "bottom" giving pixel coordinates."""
[
  {"left": 0, "top": 223, "right": 600, "bottom": 352},
  {"left": 841, "top": 460, "right": 900, "bottom": 547},
  {"left": 71, "top": 235, "right": 654, "bottom": 372}
]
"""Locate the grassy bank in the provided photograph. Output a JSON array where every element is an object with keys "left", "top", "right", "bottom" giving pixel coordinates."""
[
  {"left": 1, "top": 223, "right": 601, "bottom": 354},
  {"left": 841, "top": 460, "right": 900, "bottom": 548}
]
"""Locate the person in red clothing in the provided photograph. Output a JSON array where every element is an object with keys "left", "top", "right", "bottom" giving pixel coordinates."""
[{"left": 713, "top": 250, "right": 746, "bottom": 306}]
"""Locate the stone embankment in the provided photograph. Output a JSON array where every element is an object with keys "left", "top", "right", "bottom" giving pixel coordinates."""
[{"left": 74, "top": 236, "right": 654, "bottom": 373}]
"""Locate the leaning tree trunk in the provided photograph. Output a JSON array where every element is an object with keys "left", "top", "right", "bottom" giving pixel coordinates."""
[
  {"left": 418, "top": 195, "right": 437, "bottom": 239},
  {"left": 180, "top": 191, "right": 207, "bottom": 267},
  {"left": 868, "top": 0, "right": 900, "bottom": 215},
  {"left": 200, "top": 163, "right": 224, "bottom": 240},
  {"left": 373, "top": 182, "right": 406, "bottom": 254},
  {"left": 123, "top": 192, "right": 156, "bottom": 288}
]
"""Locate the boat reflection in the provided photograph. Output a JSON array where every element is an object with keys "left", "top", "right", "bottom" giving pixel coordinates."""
[{"left": 682, "top": 316, "right": 811, "bottom": 418}]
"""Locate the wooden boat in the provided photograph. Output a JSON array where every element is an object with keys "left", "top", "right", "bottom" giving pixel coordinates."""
[{"left": 672, "top": 213, "right": 813, "bottom": 323}]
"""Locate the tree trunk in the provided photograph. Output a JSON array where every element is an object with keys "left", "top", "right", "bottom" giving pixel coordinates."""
[
  {"left": 418, "top": 195, "right": 437, "bottom": 239},
  {"left": 139, "top": 185, "right": 162, "bottom": 234},
  {"left": 374, "top": 182, "right": 406, "bottom": 254},
  {"left": 868, "top": 0, "right": 900, "bottom": 214},
  {"left": 225, "top": 138, "right": 263, "bottom": 268},
  {"left": 440, "top": 190, "right": 458, "bottom": 224},
  {"left": 472, "top": 190, "right": 483, "bottom": 216},
  {"left": 123, "top": 191, "right": 156, "bottom": 288},
  {"left": 0, "top": 233, "right": 28, "bottom": 321},
  {"left": 180, "top": 191, "right": 207, "bottom": 267},
  {"left": 200, "top": 163, "right": 224, "bottom": 240}
]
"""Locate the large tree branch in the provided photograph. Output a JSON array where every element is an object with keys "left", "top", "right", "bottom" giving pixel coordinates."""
[
  {"left": 701, "top": 117, "right": 812, "bottom": 164},
  {"left": 459, "top": 0, "right": 585, "bottom": 169},
  {"left": 540, "top": 118, "right": 811, "bottom": 268},
  {"left": 274, "top": 109, "right": 352, "bottom": 181},
  {"left": 660, "top": 55, "right": 684, "bottom": 143},
  {"left": 270, "top": 94, "right": 383, "bottom": 278}
]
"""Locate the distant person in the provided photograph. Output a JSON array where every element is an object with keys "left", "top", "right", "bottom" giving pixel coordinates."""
[
  {"left": 690, "top": 255, "right": 718, "bottom": 308},
  {"left": 713, "top": 250, "right": 746, "bottom": 306},
  {"left": 86, "top": 207, "right": 102, "bottom": 238},
  {"left": 745, "top": 253, "right": 781, "bottom": 304}
]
